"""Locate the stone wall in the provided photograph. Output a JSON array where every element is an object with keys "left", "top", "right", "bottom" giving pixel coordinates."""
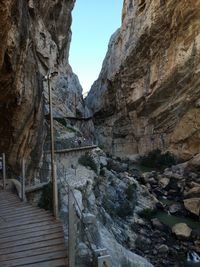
[{"left": 86, "top": 0, "right": 200, "bottom": 160}]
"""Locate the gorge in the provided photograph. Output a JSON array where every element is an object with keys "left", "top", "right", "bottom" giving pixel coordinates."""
[{"left": 0, "top": 1, "right": 200, "bottom": 267}]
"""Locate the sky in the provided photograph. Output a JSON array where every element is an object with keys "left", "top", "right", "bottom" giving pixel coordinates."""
[{"left": 69, "top": 0, "right": 123, "bottom": 94}]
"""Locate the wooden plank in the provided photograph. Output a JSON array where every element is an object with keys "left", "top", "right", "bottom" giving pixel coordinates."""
[
  {"left": 2, "top": 209, "right": 50, "bottom": 220},
  {"left": 0, "top": 232, "right": 64, "bottom": 249},
  {"left": 0, "top": 227, "right": 62, "bottom": 244},
  {"left": 0, "top": 205, "right": 49, "bottom": 215},
  {"left": 0, "top": 199, "right": 20, "bottom": 205},
  {"left": 0, "top": 237, "right": 65, "bottom": 256},
  {"left": 0, "top": 221, "right": 62, "bottom": 238},
  {"left": 1, "top": 214, "right": 52, "bottom": 225},
  {"left": 0, "top": 215, "right": 55, "bottom": 229},
  {"left": 0, "top": 222, "right": 62, "bottom": 239},
  {"left": 0, "top": 194, "right": 19, "bottom": 200},
  {"left": 0, "top": 220, "right": 57, "bottom": 235},
  {"left": 0, "top": 202, "right": 26, "bottom": 211},
  {"left": 4, "top": 212, "right": 52, "bottom": 223},
  {"left": 0, "top": 244, "right": 66, "bottom": 261},
  {"left": 0, "top": 203, "right": 31, "bottom": 212},
  {"left": 0, "top": 192, "right": 18, "bottom": 197},
  {"left": 1, "top": 208, "right": 47, "bottom": 219},
  {"left": 0, "top": 205, "right": 40, "bottom": 216},
  {"left": 0, "top": 250, "right": 67, "bottom": 267},
  {"left": 20, "top": 258, "right": 68, "bottom": 267},
  {"left": 0, "top": 196, "right": 18, "bottom": 201},
  {"left": 0, "top": 191, "right": 68, "bottom": 266}
]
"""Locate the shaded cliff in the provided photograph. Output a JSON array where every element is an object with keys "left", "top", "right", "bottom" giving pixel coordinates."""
[
  {"left": 0, "top": 0, "right": 84, "bottom": 173},
  {"left": 86, "top": 0, "right": 200, "bottom": 160}
]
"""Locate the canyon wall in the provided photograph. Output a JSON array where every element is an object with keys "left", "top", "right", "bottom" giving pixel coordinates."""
[
  {"left": 86, "top": 0, "right": 200, "bottom": 160},
  {"left": 0, "top": 0, "right": 83, "bottom": 173}
]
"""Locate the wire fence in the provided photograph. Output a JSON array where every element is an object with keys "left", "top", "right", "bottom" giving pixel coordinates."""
[{"left": 57, "top": 164, "right": 99, "bottom": 255}]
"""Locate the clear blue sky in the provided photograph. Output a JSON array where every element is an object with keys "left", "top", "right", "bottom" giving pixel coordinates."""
[{"left": 69, "top": 0, "right": 123, "bottom": 94}]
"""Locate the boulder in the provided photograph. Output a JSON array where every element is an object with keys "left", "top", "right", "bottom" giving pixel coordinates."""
[
  {"left": 151, "top": 218, "right": 165, "bottom": 231},
  {"left": 159, "top": 177, "right": 170, "bottom": 189},
  {"left": 169, "top": 203, "right": 182, "bottom": 214},
  {"left": 83, "top": 213, "right": 96, "bottom": 225},
  {"left": 184, "top": 198, "right": 200, "bottom": 216},
  {"left": 99, "top": 156, "right": 108, "bottom": 167},
  {"left": 184, "top": 187, "right": 200, "bottom": 198},
  {"left": 188, "top": 154, "right": 200, "bottom": 170},
  {"left": 156, "top": 244, "right": 169, "bottom": 254},
  {"left": 77, "top": 242, "right": 90, "bottom": 257},
  {"left": 172, "top": 223, "right": 192, "bottom": 238}
]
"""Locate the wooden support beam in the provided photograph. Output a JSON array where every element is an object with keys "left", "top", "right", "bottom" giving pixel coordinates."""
[{"left": 68, "top": 187, "right": 76, "bottom": 267}]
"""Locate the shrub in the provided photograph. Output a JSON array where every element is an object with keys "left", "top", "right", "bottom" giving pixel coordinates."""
[
  {"left": 78, "top": 153, "right": 97, "bottom": 173},
  {"left": 103, "top": 198, "right": 116, "bottom": 216},
  {"left": 125, "top": 183, "right": 137, "bottom": 201},
  {"left": 139, "top": 149, "right": 177, "bottom": 170},
  {"left": 116, "top": 200, "right": 133, "bottom": 218},
  {"left": 54, "top": 117, "right": 67, "bottom": 127},
  {"left": 100, "top": 168, "right": 105, "bottom": 176}
]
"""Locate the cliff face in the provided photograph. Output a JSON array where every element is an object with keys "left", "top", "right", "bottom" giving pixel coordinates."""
[
  {"left": 0, "top": 0, "right": 83, "bottom": 172},
  {"left": 86, "top": 0, "right": 200, "bottom": 160}
]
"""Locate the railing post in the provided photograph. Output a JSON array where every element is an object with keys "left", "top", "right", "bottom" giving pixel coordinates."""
[
  {"left": 68, "top": 186, "right": 76, "bottom": 267},
  {"left": 47, "top": 74, "right": 58, "bottom": 219},
  {"left": 21, "top": 158, "right": 26, "bottom": 202},
  {"left": 53, "top": 163, "right": 58, "bottom": 218},
  {"left": 2, "top": 153, "right": 6, "bottom": 190}
]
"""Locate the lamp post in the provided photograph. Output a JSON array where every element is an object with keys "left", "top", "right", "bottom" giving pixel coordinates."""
[{"left": 44, "top": 71, "right": 58, "bottom": 219}]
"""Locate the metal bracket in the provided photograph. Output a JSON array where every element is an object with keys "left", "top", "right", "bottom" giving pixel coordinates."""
[
  {"left": 97, "top": 255, "right": 111, "bottom": 267},
  {"left": 94, "top": 248, "right": 111, "bottom": 267}
]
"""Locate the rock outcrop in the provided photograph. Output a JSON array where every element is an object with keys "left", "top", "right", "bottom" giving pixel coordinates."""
[
  {"left": 184, "top": 198, "right": 200, "bottom": 216},
  {"left": 0, "top": 0, "right": 84, "bottom": 174},
  {"left": 59, "top": 148, "right": 155, "bottom": 267},
  {"left": 172, "top": 223, "right": 192, "bottom": 239},
  {"left": 86, "top": 0, "right": 200, "bottom": 160}
]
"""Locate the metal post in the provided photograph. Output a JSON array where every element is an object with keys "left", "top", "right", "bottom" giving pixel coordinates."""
[
  {"left": 48, "top": 75, "right": 58, "bottom": 219},
  {"left": 68, "top": 186, "right": 76, "bottom": 267},
  {"left": 2, "top": 153, "right": 6, "bottom": 190},
  {"left": 21, "top": 158, "right": 26, "bottom": 202}
]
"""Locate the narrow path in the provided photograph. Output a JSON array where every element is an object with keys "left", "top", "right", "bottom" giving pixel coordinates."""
[
  {"left": 0, "top": 191, "right": 68, "bottom": 267},
  {"left": 47, "top": 145, "right": 97, "bottom": 154}
]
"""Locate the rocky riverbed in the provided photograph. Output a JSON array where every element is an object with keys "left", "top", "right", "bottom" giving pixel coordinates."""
[{"left": 56, "top": 148, "right": 200, "bottom": 267}]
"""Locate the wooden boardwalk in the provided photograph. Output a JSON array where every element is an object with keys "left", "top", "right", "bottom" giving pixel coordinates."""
[
  {"left": 0, "top": 191, "right": 68, "bottom": 267},
  {"left": 54, "top": 145, "right": 97, "bottom": 154}
]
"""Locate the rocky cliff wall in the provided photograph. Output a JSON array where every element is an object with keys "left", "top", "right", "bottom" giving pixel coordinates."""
[
  {"left": 86, "top": 0, "right": 200, "bottom": 160},
  {"left": 0, "top": 0, "right": 83, "bottom": 173}
]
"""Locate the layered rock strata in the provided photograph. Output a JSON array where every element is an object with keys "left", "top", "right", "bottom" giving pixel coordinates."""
[
  {"left": 0, "top": 0, "right": 84, "bottom": 173},
  {"left": 86, "top": 0, "right": 200, "bottom": 160}
]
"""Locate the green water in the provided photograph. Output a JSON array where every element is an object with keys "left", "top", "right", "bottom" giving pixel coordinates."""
[
  {"left": 159, "top": 198, "right": 179, "bottom": 206},
  {"left": 153, "top": 211, "right": 200, "bottom": 236}
]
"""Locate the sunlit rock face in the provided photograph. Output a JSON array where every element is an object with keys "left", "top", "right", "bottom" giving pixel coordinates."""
[
  {"left": 86, "top": 0, "right": 200, "bottom": 160},
  {"left": 0, "top": 0, "right": 82, "bottom": 173}
]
